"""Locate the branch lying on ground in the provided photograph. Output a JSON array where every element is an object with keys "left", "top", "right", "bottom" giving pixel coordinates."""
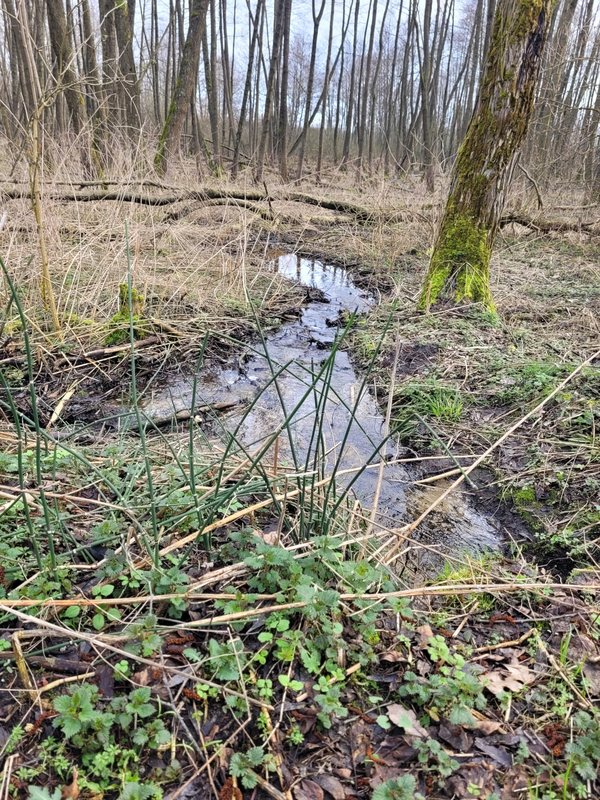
[{"left": 500, "top": 212, "right": 600, "bottom": 234}]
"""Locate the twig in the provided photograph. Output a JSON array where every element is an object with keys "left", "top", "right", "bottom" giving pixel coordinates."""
[
  {"left": 11, "top": 632, "right": 36, "bottom": 702},
  {"left": 472, "top": 628, "right": 536, "bottom": 653},
  {"left": 0, "top": 605, "right": 273, "bottom": 710},
  {"left": 537, "top": 638, "right": 592, "bottom": 709},
  {"left": 246, "top": 770, "right": 288, "bottom": 800}
]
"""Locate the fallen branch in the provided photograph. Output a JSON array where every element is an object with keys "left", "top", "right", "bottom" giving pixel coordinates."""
[
  {"left": 1, "top": 187, "right": 269, "bottom": 205},
  {"left": 124, "top": 400, "right": 238, "bottom": 430},
  {"left": 0, "top": 605, "right": 274, "bottom": 710},
  {"left": 500, "top": 213, "right": 599, "bottom": 234},
  {"left": 54, "top": 336, "right": 160, "bottom": 367}
]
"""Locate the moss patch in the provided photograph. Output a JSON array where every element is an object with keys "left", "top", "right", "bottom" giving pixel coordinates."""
[
  {"left": 104, "top": 284, "right": 147, "bottom": 345},
  {"left": 419, "top": 211, "right": 494, "bottom": 310}
]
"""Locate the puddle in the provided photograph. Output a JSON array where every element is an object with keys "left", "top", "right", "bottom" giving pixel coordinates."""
[{"left": 137, "top": 253, "right": 500, "bottom": 567}]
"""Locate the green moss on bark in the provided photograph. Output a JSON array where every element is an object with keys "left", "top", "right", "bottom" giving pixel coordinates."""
[
  {"left": 105, "top": 284, "right": 146, "bottom": 345},
  {"left": 419, "top": 0, "right": 549, "bottom": 312},
  {"left": 419, "top": 210, "right": 494, "bottom": 310}
]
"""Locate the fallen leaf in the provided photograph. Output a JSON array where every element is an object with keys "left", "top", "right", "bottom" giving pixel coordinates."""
[
  {"left": 294, "top": 779, "right": 324, "bottom": 800},
  {"left": 481, "top": 658, "right": 536, "bottom": 695},
  {"left": 475, "top": 719, "right": 502, "bottom": 735},
  {"left": 386, "top": 704, "right": 428, "bottom": 738},
  {"left": 61, "top": 767, "right": 80, "bottom": 800},
  {"left": 447, "top": 762, "right": 499, "bottom": 799},
  {"left": 475, "top": 740, "right": 513, "bottom": 767},
  {"left": 439, "top": 722, "right": 472, "bottom": 753},
  {"left": 312, "top": 774, "right": 346, "bottom": 800},
  {"left": 95, "top": 664, "right": 114, "bottom": 699},
  {"left": 501, "top": 765, "right": 529, "bottom": 799},
  {"left": 416, "top": 624, "right": 433, "bottom": 644},
  {"left": 582, "top": 662, "right": 600, "bottom": 696},
  {"left": 381, "top": 651, "right": 407, "bottom": 663},
  {"left": 334, "top": 769, "right": 352, "bottom": 780},
  {"left": 368, "top": 764, "right": 406, "bottom": 790}
]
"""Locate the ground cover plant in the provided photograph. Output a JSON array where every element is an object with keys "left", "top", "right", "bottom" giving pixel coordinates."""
[{"left": 0, "top": 166, "right": 600, "bottom": 800}]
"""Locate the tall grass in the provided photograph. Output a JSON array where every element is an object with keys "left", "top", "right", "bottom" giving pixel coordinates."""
[{"left": 0, "top": 244, "right": 404, "bottom": 597}]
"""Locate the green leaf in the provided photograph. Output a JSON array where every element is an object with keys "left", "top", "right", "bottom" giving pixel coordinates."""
[
  {"left": 377, "top": 715, "right": 391, "bottom": 730},
  {"left": 105, "top": 607, "right": 121, "bottom": 622},
  {"left": 300, "top": 647, "right": 320, "bottom": 674},
  {"left": 246, "top": 746, "right": 264, "bottom": 766},
  {"left": 28, "top": 787, "right": 62, "bottom": 800},
  {"left": 92, "top": 613, "right": 105, "bottom": 630},
  {"left": 63, "top": 605, "right": 80, "bottom": 618},
  {"left": 100, "top": 584, "right": 114, "bottom": 597},
  {"left": 53, "top": 695, "right": 73, "bottom": 714},
  {"left": 448, "top": 705, "right": 477, "bottom": 727}
]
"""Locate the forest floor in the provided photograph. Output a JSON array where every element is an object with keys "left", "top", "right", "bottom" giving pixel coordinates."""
[{"left": 1, "top": 166, "right": 600, "bottom": 800}]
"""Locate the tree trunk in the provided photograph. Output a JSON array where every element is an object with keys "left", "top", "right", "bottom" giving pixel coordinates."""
[
  {"left": 113, "top": 0, "right": 140, "bottom": 133},
  {"left": 155, "top": 0, "right": 210, "bottom": 175},
  {"left": 46, "top": 0, "right": 86, "bottom": 135},
  {"left": 278, "top": 0, "right": 292, "bottom": 181},
  {"left": 254, "top": 0, "right": 285, "bottom": 182},
  {"left": 419, "top": 0, "right": 550, "bottom": 310},
  {"left": 231, "top": 0, "right": 264, "bottom": 178},
  {"left": 296, "top": 0, "right": 326, "bottom": 180}
]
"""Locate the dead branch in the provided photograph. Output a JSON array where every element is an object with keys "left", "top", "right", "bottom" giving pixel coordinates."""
[{"left": 500, "top": 213, "right": 599, "bottom": 234}]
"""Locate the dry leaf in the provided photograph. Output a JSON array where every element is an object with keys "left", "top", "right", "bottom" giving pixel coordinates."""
[
  {"left": 312, "top": 774, "right": 347, "bottom": 800},
  {"left": 381, "top": 651, "right": 407, "bottom": 663},
  {"left": 61, "top": 767, "right": 80, "bottom": 800},
  {"left": 416, "top": 624, "right": 433, "bottom": 644},
  {"left": 386, "top": 703, "right": 428, "bottom": 738},
  {"left": 475, "top": 719, "right": 502, "bottom": 735},
  {"left": 481, "top": 658, "right": 536, "bottom": 695},
  {"left": 295, "top": 779, "right": 324, "bottom": 800}
]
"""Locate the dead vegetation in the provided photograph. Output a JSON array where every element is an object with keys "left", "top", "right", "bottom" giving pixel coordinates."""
[{"left": 1, "top": 167, "right": 600, "bottom": 800}]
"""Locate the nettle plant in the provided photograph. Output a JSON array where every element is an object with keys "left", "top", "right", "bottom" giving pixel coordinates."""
[
  {"left": 398, "top": 635, "right": 487, "bottom": 726},
  {"left": 563, "top": 710, "right": 600, "bottom": 795},
  {"left": 50, "top": 684, "right": 171, "bottom": 792}
]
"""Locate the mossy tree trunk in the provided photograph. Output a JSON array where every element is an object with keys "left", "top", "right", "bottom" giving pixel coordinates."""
[
  {"left": 155, "top": 0, "right": 209, "bottom": 176},
  {"left": 419, "top": 0, "right": 550, "bottom": 311}
]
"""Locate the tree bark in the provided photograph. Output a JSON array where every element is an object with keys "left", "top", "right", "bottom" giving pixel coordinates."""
[
  {"left": 419, "top": 0, "right": 550, "bottom": 310},
  {"left": 155, "top": 0, "right": 210, "bottom": 175},
  {"left": 46, "top": 0, "right": 86, "bottom": 134}
]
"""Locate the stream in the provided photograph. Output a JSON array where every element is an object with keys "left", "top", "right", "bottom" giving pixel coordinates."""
[{"left": 140, "top": 253, "right": 501, "bottom": 568}]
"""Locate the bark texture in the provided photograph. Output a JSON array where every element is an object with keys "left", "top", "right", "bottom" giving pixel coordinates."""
[
  {"left": 419, "top": 0, "right": 550, "bottom": 310},
  {"left": 155, "top": 0, "right": 210, "bottom": 175}
]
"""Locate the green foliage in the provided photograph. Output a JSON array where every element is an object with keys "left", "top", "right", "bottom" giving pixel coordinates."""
[
  {"left": 287, "top": 725, "right": 304, "bottom": 745},
  {"left": 399, "top": 637, "right": 486, "bottom": 726},
  {"left": 50, "top": 684, "right": 170, "bottom": 791},
  {"left": 415, "top": 738, "right": 460, "bottom": 779},
  {"left": 372, "top": 775, "right": 421, "bottom": 800},
  {"left": 393, "top": 382, "right": 464, "bottom": 424},
  {"left": 562, "top": 711, "right": 600, "bottom": 792},
  {"left": 27, "top": 787, "right": 62, "bottom": 800},
  {"left": 229, "top": 747, "right": 266, "bottom": 789},
  {"left": 495, "top": 361, "right": 565, "bottom": 405}
]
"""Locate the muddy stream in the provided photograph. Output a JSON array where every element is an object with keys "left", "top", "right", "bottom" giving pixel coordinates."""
[{"left": 139, "top": 253, "right": 500, "bottom": 567}]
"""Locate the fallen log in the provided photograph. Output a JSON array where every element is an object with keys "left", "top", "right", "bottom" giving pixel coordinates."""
[
  {"left": 1, "top": 187, "right": 269, "bottom": 206},
  {"left": 499, "top": 213, "right": 599, "bottom": 234},
  {"left": 54, "top": 336, "right": 160, "bottom": 367},
  {"left": 119, "top": 400, "right": 238, "bottom": 431}
]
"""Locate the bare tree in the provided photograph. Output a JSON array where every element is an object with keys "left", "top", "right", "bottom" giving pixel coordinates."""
[{"left": 155, "top": 0, "right": 210, "bottom": 175}]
